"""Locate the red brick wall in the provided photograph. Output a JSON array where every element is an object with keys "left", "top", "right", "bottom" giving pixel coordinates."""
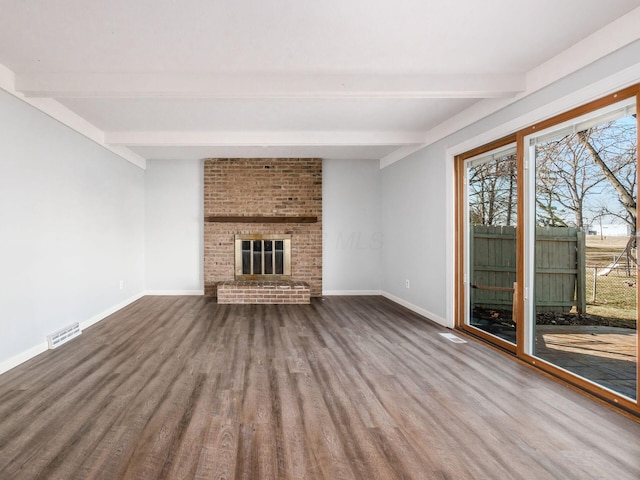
[{"left": 204, "top": 158, "right": 322, "bottom": 296}]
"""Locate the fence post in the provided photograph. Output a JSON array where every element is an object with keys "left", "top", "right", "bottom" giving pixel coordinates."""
[
  {"left": 592, "top": 267, "right": 597, "bottom": 303},
  {"left": 576, "top": 229, "right": 586, "bottom": 314}
]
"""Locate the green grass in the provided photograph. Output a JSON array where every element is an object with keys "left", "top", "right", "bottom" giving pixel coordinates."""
[
  {"left": 585, "top": 267, "right": 636, "bottom": 321},
  {"left": 586, "top": 305, "right": 637, "bottom": 322},
  {"left": 583, "top": 237, "right": 637, "bottom": 323}
]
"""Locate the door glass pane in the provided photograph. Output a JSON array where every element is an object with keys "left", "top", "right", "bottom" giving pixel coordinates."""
[
  {"left": 532, "top": 103, "right": 637, "bottom": 400},
  {"left": 466, "top": 146, "right": 517, "bottom": 344},
  {"left": 264, "top": 241, "right": 273, "bottom": 274},
  {"left": 242, "top": 240, "right": 251, "bottom": 275},
  {"left": 253, "top": 240, "right": 262, "bottom": 274},
  {"left": 275, "top": 240, "right": 284, "bottom": 274}
]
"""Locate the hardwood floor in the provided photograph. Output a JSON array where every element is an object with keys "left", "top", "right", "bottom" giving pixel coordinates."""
[{"left": 1, "top": 296, "right": 639, "bottom": 479}]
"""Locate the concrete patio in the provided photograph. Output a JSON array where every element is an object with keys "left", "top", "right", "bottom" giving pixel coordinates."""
[{"left": 535, "top": 325, "right": 637, "bottom": 400}]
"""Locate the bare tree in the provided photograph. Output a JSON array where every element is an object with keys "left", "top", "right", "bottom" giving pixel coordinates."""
[
  {"left": 469, "top": 115, "right": 636, "bottom": 234},
  {"left": 468, "top": 153, "right": 517, "bottom": 226},
  {"left": 535, "top": 134, "right": 606, "bottom": 228},
  {"left": 533, "top": 116, "right": 636, "bottom": 237},
  {"left": 576, "top": 121, "right": 637, "bottom": 235}
]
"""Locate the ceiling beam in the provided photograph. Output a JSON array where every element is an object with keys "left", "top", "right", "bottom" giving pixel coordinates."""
[
  {"left": 105, "top": 130, "right": 425, "bottom": 147},
  {"left": 0, "top": 63, "right": 146, "bottom": 169},
  {"left": 379, "top": 6, "right": 640, "bottom": 168},
  {"left": 16, "top": 73, "right": 524, "bottom": 99}
]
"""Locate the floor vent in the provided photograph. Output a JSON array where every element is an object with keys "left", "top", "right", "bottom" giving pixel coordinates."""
[
  {"left": 47, "top": 323, "right": 81, "bottom": 349},
  {"left": 439, "top": 332, "right": 467, "bottom": 344}
]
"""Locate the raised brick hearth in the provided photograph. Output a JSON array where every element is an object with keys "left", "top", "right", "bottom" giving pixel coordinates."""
[{"left": 217, "top": 280, "right": 311, "bottom": 304}]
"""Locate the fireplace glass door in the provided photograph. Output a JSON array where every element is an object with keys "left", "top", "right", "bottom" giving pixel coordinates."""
[
  {"left": 235, "top": 234, "right": 291, "bottom": 280},
  {"left": 241, "top": 239, "right": 285, "bottom": 275}
]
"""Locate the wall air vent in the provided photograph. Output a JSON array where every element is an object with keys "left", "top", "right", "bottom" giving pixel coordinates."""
[
  {"left": 439, "top": 332, "right": 467, "bottom": 344},
  {"left": 47, "top": 323, "right": 81, "bottom": 349}
]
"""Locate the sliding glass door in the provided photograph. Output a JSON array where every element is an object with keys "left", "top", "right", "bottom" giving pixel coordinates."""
[
  {"left": 457, "top": 84, "right": 639, "bottom": 413},
  {"left": 524, "top": 98, "right": 637, "bottom": 401},
  {"left": 462, "top": 143, "right": 518, "bottom": 350}
]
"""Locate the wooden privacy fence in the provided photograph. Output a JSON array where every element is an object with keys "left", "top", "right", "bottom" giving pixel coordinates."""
[
  {"left": 471, "top": 225, "right": 517, "bottom": 311},
  {"left": 471, "top": 225, "right": 586, "bottom": 313}
]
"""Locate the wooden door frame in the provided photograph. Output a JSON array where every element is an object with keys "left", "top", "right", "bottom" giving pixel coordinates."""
[
  {"left": 454, "top": 134, "right": 518, "bottom": 354},
  {"left": 454, "top": 84, "right": 640, "bottom": 416}
]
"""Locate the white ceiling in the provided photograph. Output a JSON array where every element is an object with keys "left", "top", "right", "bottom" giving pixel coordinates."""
[{"left": 1, "top": 0, "right": 640, "bottom": 165}]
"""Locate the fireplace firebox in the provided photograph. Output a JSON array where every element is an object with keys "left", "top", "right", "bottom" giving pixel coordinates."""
[{"left": 234, "top": 234, "right": 291, "bottom": 280}]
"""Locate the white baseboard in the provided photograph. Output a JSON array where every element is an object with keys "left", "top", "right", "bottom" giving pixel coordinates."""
[
  {"left": 79, "top": 291, "right": 146, "bottom": 330},
  {"left": 0, "top": 291, "right": 146, "bottom": 376},
  {"left": 322, "top": 290, "right": 382, "bottom": 296},
  {"left": 0, "top": 341, "right": 49, "bottom": 376},
  {"left": 0, "top": 290, "right": 446, "bottom": 376},
  {"left": 144, "top": 290, "right": 205, "bottom": 296},
  {"left": 381, "top": 291, "right": 450, "bottom": 328}
]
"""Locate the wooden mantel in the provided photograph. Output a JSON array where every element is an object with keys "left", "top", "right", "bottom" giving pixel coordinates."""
[{"left": 204, "top": 216, "right": 318, "bottom": 224}]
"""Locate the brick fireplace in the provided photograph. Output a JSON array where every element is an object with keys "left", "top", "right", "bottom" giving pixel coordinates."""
[{"left": 203, "top": 158, "right": 322, "bottom": 299}]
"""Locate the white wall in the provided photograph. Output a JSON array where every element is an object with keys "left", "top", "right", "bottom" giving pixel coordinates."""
[
  {"left": 380, "top": 39, "right": 640, "bottom": 327},
  {"left": 4, "top": 37, "right": 636, "bottom": 372},
  {"left": 381, "top": 151, "right": 447, "bottom": 323},
  {"left": 323, "top": 159, "right": 381, "bottom": 294},
  {"left": 0, "top": 89, "right": 145, "bottom": 371},
  {"left": 145, "top": 159, "right": 203, "bottom": 293},
  {"left": 142, "top": 158, "right": 382, "bottom": 295}
]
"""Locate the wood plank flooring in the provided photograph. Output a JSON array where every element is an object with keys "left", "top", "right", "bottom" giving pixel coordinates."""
[{"left": 1, "top": 296, "right": 639, "bottom": 479}]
